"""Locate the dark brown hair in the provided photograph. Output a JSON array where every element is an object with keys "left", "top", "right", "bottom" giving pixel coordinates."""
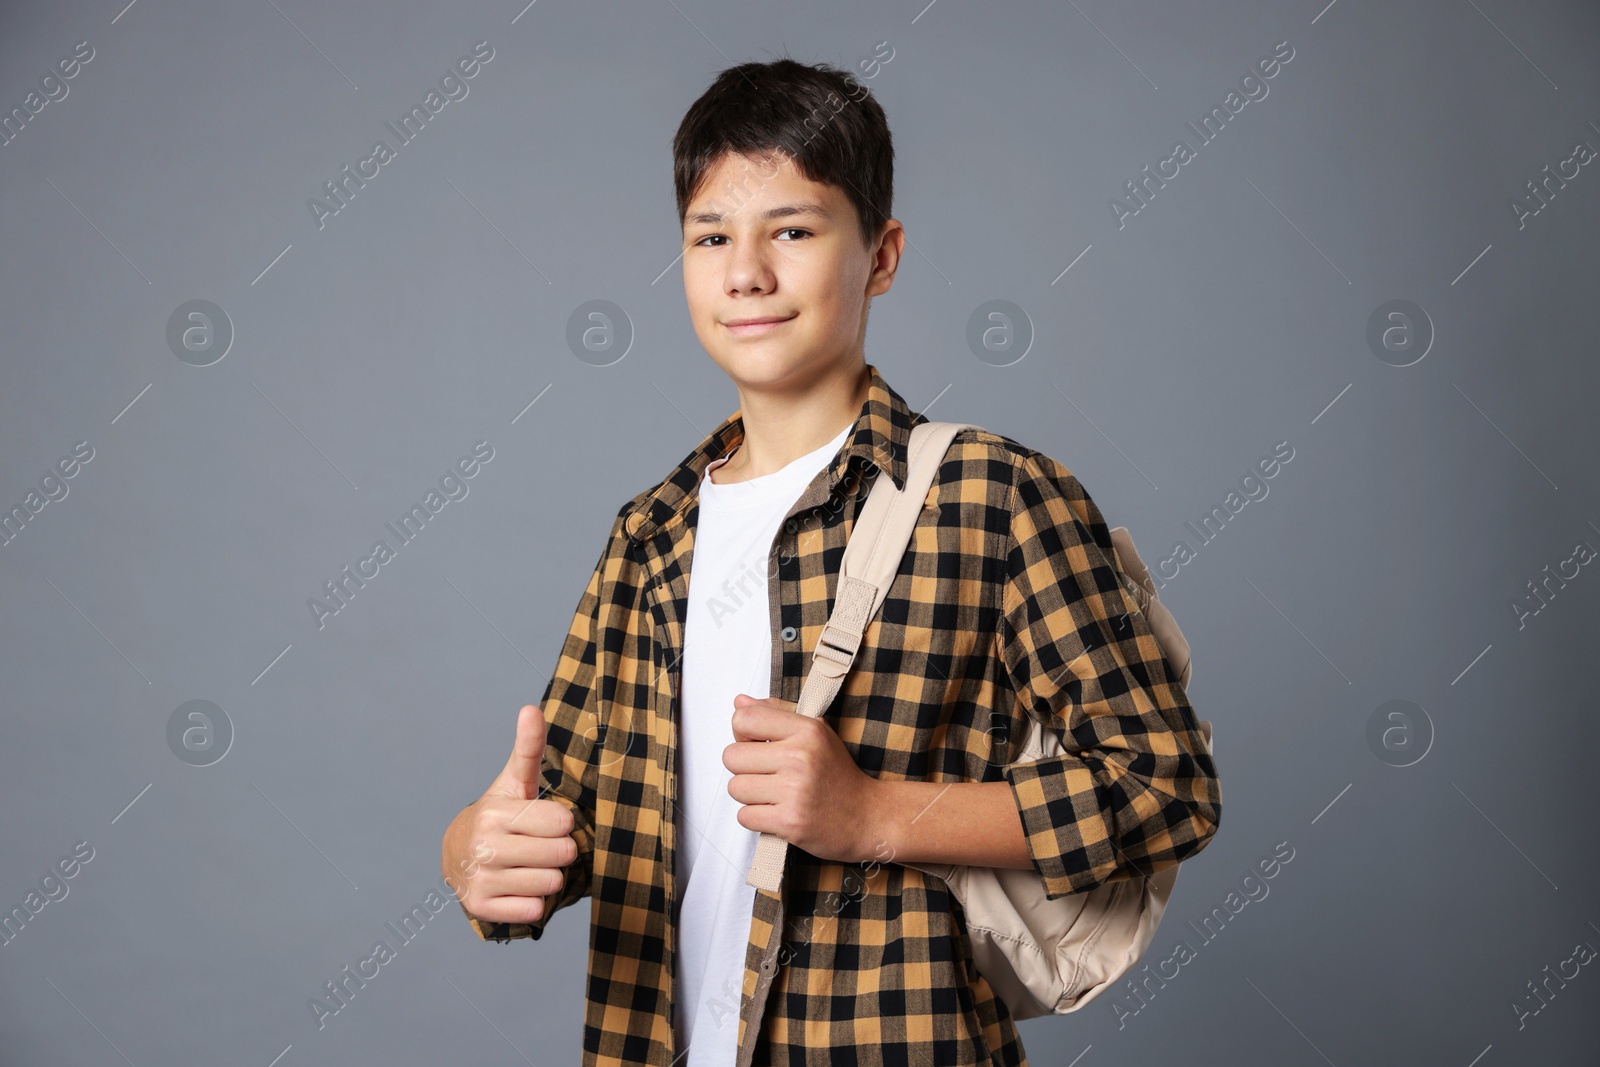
[{"left": 673, "top": 57, "right": 894, "bottom": 249}]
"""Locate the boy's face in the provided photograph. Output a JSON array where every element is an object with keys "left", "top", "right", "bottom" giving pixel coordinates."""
[{"left": 681, "top": 150, "right": 902, "bottom": 392}]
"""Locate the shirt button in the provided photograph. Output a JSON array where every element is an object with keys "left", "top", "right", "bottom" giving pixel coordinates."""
[
  {"left": 759, "top": 955, "right": 777, "bottom": 975},
  {"left": 781, "top": 626, "right": 797, "bottom": 642},
  {"left": 785, "top": 519, "right": 798, "bottom": 534}
]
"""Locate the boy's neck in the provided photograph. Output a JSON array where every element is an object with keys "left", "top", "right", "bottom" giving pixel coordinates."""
[{"left": 709, "top": 359, "right": 870, "bottom": 485}]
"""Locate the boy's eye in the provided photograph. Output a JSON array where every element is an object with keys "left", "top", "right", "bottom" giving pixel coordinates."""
[{"left": 692, "top": 228, "right": 812, "bottom": 247}]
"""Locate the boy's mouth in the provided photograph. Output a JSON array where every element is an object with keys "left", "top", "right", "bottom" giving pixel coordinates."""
[{"left": 723, "top": 314, "right": 796, "bottom": 335}]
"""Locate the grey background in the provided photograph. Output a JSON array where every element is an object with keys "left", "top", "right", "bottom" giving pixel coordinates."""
[{"left": 2, "top": 0, "right": 1597, "bottom": 1064}]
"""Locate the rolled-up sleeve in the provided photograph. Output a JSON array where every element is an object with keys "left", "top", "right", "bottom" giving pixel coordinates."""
[
  {"left": 996, "top": 449, "right": 1221, "bottom": 900},
  {"left": 460, "top": 510, "right": 626, "bottom": 941}
]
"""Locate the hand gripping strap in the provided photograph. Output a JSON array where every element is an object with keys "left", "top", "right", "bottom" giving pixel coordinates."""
[{"left": 745, "top": 422, "right": 978, "bottom": 891}]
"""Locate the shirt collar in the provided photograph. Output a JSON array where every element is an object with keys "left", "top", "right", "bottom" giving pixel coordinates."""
[{"left": 622, "top": 362, "right": 917, "bottom": 544}]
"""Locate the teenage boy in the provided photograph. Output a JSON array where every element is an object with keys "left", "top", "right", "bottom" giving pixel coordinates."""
[{"left": 442, "top": 58, "right": 1220, "bottom": 1067}]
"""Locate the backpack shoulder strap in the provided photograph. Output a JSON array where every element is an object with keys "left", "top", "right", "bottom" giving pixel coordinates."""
[
  {"left": 808, "top": 421, "right": 975, "bottom": 686},
  {"left": 745, "top": 421, "right": 975, "bottom": 892}
]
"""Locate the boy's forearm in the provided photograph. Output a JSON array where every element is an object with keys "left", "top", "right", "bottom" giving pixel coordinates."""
[{"left": 865, "top": 779, "right": 1036, "bottom": 871}]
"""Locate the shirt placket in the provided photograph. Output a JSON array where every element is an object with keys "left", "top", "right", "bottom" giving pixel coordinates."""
[{"left": 634, "top": 518, "right": 693, "bottom": 1067}]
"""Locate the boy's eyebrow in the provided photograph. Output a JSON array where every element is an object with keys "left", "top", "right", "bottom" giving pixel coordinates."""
[{"left": 685, "top": 202, "right": 834, "bottom": 225}]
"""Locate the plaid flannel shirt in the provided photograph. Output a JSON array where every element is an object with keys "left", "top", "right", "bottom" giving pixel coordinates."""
[{"left": 459, "top": 363, "right": 1221, "bottom": 1066}]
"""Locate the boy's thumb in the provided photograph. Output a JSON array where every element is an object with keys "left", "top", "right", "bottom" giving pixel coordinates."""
[{"left": 491, "top": 704, "right": 547, "bottom": 801}]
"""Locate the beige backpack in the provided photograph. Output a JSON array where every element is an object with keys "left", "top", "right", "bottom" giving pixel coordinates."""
[{"left": 744, "top": 421, "right": 1214, "bottom": 1019}]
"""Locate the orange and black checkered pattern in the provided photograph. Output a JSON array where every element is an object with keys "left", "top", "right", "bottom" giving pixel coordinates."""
[{"left": 459, "top": 363, "right": 1221, "bottom": 1066}]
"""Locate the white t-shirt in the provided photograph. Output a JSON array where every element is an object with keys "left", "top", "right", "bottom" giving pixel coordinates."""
[{"left": 673, "top": 421, "right": 852, "bottom": 1064}]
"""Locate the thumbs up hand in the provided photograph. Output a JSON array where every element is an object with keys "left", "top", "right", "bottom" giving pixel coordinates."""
[
  {"left": 443, "top": 703, "right": 582, "bottom": 926},
  {"left": 488, "top": 701, "right": 550, "bottom": 802}
]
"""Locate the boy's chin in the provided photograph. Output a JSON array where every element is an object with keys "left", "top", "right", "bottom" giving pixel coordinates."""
[{"left": 709, "top": 345, "right": 818, "bottom": 386}]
